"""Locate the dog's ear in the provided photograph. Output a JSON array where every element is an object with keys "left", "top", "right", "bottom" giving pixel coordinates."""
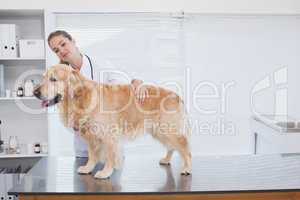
[
  {"left": 68, "top": 70, "right": 81, "bottom": 99},
  {"left": 73, "top": 86, "right": 86, "bottom": 99},
  {"left": 71, "top": 83, "right": 93, "bottom": 111},
  {"left": 68, "top": 71, "right": 90, "bottom": 100}
]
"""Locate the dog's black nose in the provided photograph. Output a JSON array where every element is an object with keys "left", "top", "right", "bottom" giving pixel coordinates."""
[{"left": 33, "top": 87, "right": 41, "bottom": 98}]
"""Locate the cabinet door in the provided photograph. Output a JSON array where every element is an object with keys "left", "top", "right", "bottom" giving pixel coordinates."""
[{"left": 0, "top": 174, "right": 6, "bottom": 200}]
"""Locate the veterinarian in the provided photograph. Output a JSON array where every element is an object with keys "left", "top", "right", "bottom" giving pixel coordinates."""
[{"left": 47, "top": 30, "right": 148, "bottom": 157}]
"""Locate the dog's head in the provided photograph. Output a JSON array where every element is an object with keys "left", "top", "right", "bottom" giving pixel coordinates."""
[{"left": 34, "top": 64, "right": 80, "bottom": 107}]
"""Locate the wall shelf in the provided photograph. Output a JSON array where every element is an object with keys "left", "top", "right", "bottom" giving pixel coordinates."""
[
  {"left": 0, "top": 97, "right": 37, "bottom": 100},
  {"left": 0, "top": 153, "right": 48, "bottom": 158},
  {"left": 0, "top": 57, "right": 45, "bottom": 61},
  {"left": 0, "top": 59, "right": 45, "bottom": 67}
]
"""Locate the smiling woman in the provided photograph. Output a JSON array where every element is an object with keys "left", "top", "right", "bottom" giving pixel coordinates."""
[{"left": 48, "top": 30, "right": 82, "bottom": 69}]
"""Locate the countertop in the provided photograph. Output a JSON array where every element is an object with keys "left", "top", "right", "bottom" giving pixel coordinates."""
[{"left": 8, "top": 153, "right": 300, "bottom": 195}]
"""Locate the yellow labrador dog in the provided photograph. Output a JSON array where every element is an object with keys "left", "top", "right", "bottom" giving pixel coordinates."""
[{"left": 34, "top": 64, "right": 192, "bottom": 179}]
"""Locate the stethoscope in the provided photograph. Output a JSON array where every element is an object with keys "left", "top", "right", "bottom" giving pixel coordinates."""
[
  {"left": 85, "top": 54, "right": 94, "bottom": 80},
  {"left": 68, "top": 54, "right": 94, "bottom": 80}
]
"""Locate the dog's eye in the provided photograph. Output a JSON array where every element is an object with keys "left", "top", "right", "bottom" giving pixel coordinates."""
[{"left": 50, "top": 77, "right": 57, "bottom": 82}]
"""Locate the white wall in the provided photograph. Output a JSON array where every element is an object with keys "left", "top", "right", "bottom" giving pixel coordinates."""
[{"left": 2, "top": 0, "right": 300, "bottom": 14}]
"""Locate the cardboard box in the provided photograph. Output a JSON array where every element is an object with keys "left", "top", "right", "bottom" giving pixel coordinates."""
[{"left": 19, "top": 39, "right": 45, "bottom": 58}]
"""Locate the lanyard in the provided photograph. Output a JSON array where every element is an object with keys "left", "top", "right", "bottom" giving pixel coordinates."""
[{"left": 85, "top": 54, "right": 94, "bottom": 80}]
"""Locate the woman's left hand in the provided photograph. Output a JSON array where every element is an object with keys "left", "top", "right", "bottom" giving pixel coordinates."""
[{"left": 131, "top": 79, "right": 149, "bottom": 104}]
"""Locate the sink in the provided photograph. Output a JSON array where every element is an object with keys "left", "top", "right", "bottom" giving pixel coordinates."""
[
  {"left": 275, "top": 122, "right": 300, "bottom": 132},
  {"left": 253, "top": 115, "right": 300, "bottom": 133}
]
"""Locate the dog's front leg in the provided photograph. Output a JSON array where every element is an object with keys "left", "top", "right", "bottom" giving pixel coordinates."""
[
  {"left": 94, "top": 139, "right": 116, "bottom": 179},
  {"left": 77, "top": 143, "right": 99, "bottom": 174}
]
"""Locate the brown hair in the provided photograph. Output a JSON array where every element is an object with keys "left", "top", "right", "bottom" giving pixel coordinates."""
[{"left": 47, "top": 30, "right": 73, "bottom": 65}]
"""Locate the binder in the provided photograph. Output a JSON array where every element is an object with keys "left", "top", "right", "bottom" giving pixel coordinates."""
[
  {"left": 0, "top": 24, "right": 19, "bottom": 58},
  {"left": 0, "top": 64, "right": 4, "bottom": 97}
]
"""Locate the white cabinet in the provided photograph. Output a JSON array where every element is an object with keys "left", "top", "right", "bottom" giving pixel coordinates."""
[{"left": 0, "top": 10, "right": 48, "bottom": 155}]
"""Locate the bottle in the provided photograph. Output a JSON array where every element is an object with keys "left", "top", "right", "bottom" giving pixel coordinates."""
[
  {"left": 8, "top": 136, "right": 18, "bottom": 154},
  {"left": 17, "top": 86, "right": 24, "bottom": 97},
  {"left": 34, "top": 143, "right": 41, "bottom": 154},
  {"left": 24, "top": 80, "right": 34, "bottom": 97}
]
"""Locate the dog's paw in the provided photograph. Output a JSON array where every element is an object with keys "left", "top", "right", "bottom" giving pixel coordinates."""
[
  {"left": 94, "top": 169, "right": 113, "bottom": 179},
  {"left": 180, "top": 168, "right": 192, "bottom": 176},
  {"left": 77, "top": 165, "right": 93, "bottom": 174},
  {"left": 159, "top": 158, "right": 171, "bottom": 165}
]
